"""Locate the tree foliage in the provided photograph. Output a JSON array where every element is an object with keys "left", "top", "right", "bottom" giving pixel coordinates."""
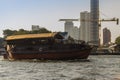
[
  {"left": 3, "top": 29, "right": 17, "bottom": 37},
  {"left": 115, "top": 36, "right": 120, "bottom": 44},
  {"left": 3, "top": 28, "right": 51, "bottom": 38},
  {"left": 0, "top": 38, "right": 4, "bottom": 47}
]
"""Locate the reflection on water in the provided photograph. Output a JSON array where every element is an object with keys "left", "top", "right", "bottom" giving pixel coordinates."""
[{"left": 0, "top": 55, "right": 120, "bottom": 80}]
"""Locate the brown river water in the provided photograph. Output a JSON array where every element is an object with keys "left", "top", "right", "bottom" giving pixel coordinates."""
[{"left": 0, "top": 55, "right": 120, "bottom": 80}]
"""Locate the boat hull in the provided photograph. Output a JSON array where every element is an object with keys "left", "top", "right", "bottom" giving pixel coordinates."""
[{"left": 4, "top": 49, "right": 91, "bottom": 60}]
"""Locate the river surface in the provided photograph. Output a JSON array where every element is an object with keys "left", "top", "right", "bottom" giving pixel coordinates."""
[{"left": 0, "top": 55, "right": 120, "bottom": 80}]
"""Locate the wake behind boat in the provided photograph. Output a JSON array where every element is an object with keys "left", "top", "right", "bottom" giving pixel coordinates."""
[{"left": 3, "top": 32, "right": 92, "bottom": 60}]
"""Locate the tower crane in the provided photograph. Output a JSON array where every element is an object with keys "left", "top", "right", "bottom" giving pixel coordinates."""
[
  {"left": 80, "top": 17, "right": 119, "bottom": 25},
  {"left": 99, "top": 18, "right": 119, "bottom": 26},
  {"left": 99, "top": 18, "right": 119, "bottom": 46}
]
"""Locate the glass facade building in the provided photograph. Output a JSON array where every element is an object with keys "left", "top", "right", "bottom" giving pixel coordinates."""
[{"left": 90, "top": 0, "right": 100, "bottom": 45}]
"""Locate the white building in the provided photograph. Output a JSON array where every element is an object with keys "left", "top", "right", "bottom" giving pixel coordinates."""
[
  {"left": 32, "top": 25, "right": 40, "bottom": 31},
  {"left": 72, "top": 26, "right": 79, "bottom": 40},
  {"left": 64, "top": 21, "right": 74, "bottom": 38},
  {"left": 59, "top": 19, "right": 79, "bottom": 40},
  {"left": 79, "top": 11, "right": 91, "bottom": 42},
  {"left": 65, "top": 22, "right": 79, "bottom": 40}
]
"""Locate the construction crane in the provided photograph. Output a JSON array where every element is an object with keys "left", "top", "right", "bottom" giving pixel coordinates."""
[
  {"left": 79, "top": 17, "right": 119, "bottom": 46},
  {"left": 99, "top": 18, "right": 119, "bottom": 26},
  {"left": 99, "top": 18, "right": 119, "bottom": 46},
  {"left": 80, "top": 18, "right": 119, "bottom": 25}
]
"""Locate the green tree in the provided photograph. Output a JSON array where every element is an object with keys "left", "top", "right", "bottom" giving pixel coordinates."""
[
  {"left": 115, "top": 36, "right": 120, "bottom": 52},
  {"left": 0, "top": 37, "right": 5, "bottom": 47},
  {"left": 3, "top": 28, "right": 51, "bottom": 38},
  {"left": 31, "top": 28, "right": 51, "bottom": 34},
  {"left": 115, "top": 36, "right": 120, "bottom": 44},
  {"left": 3, "top": 29, "right": 17, "bottom": 37},
  {"left": 14, "top": 29, "right": 30, "bottom": 35}
]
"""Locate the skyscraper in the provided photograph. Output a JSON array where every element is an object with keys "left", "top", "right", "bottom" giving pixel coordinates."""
[
  {"left": 103, "top": 28, "right": 111, "bottom": 45},
  {"left": 90, "top": 0, "right": 100, "bottom": 45},
  {"left": 80, "top": 11, "right": 91, "bottom": 42}
]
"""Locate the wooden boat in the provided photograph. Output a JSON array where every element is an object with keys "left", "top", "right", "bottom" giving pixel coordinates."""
[{"left": 3, "top": 32, "right": 92, "bottom": 60}]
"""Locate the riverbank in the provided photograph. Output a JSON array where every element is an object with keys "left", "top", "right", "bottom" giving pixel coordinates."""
[{"left": 90, "top": 52, "right": 120, "bottom": 55}]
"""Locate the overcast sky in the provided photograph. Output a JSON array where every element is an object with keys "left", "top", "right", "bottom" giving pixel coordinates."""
[{"left": 0, "top": 0, "right": 120, "bottom": 42}]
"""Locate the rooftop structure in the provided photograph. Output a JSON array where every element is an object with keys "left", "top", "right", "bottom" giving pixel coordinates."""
[{"left": 59, "top": 19, "right": 78, "bottom": 22}]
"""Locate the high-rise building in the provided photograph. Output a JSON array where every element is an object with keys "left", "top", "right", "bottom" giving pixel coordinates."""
[
  {"left": 80, "top": 11, "right": 91, "bottom": 42},
  {"left": 103, "top": 28, "right": 111, "bottom": 45},
  {"left": 64, "top": 21, "right": 74, "bottom": 37},
  {"left": 90, "top": 0, "right": 100, "bottom": 45},
  {"left": 72, "top": 26, "right": 79, "bottom": 40},
  {"left": 59, "top": 19, "right": 79, "bottom": 40}
]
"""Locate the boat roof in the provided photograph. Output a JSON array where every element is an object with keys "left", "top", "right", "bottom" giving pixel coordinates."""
[{"left": 6, "top": 33, "right": 58, "bottom": 41}]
